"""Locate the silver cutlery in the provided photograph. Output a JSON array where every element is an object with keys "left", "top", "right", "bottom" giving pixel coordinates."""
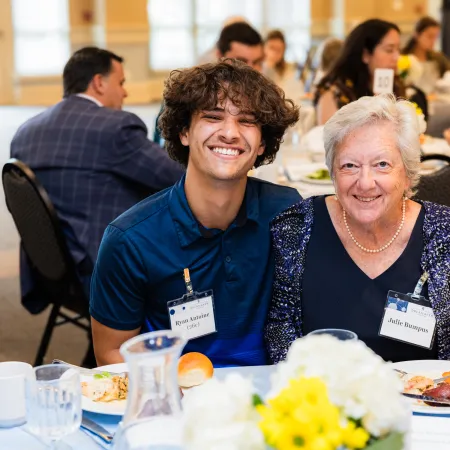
[
  {"left": 394, "top": 368, "right": 450, "bottom": 385},
  {"left": 52, "top": 359, "right": 128, "bottom": 378},
  {"left": 81, "top": 416, "right": 114, "bottom": 444},
  {"left": 402, "top": 392, "right": 450, "bottom": 406}
]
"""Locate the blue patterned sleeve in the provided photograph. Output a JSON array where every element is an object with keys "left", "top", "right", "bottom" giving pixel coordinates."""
[{"left": 265, "top": 203, "right": 312, "bottom": 363}]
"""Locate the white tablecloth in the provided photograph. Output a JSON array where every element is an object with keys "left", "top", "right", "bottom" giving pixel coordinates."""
[{"left": 1, "top": 365, "right": 449, "bottom": 449}]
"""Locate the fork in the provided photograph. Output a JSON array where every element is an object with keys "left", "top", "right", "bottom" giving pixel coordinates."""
[
  {"left": 394, "top": 368, "right": 450, "bottom": 384},
  {"left": 52, "top": 359, "right": 128, "bottom": 378}
]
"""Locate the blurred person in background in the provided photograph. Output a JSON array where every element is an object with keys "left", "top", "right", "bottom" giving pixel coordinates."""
[
  {"left": 10, "top": 47, "right": 184, "bottom": 323},
  {"left": 263, "top": 29, "right": 304, "bottom": 103},
  {"left": 402, "top": 16, "right": 450, "bottom": 95},
  {"left": 312, "top": 37, "right": 344, "bottom": 90},
  {"left": 197, "top": 15, "right": 249, "bottom": 65},
  {"left": 314, "top": 19, "right": 405, "bottom": 125}
]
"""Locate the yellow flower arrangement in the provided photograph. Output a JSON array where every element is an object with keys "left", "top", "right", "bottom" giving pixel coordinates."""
[
  {"left": 257, "top": 377, "right": 369, "bottom": 450},
  {"left": 397, "top": 55, "right": 411, "bottom": 79}
]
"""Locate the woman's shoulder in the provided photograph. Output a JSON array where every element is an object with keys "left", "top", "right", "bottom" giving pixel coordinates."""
[
  {"left": 270, "top": 197, "right": 315, "bottom": 230},
  {"left": 422, "top": 201, "right": 450, "bottom": 238},
  {"left": 314, "top": 78, "right": 354, "bottom": 107}
]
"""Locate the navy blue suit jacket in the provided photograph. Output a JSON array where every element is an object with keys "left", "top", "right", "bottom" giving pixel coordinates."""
[{"left": 10, "top": 95, "right": 184, "bottom": 310}]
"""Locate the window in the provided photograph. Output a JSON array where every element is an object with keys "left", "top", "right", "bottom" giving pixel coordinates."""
[
  {"left": 12, "top": 0, "right": 71, "bottom": 76},
  {"left": 148, "top": 0, "right": 310, "bottom": 70}
]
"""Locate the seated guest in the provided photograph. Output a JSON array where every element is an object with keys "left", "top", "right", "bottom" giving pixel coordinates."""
[
  {"left": 263, "top": 30, "right": 304, "bottom": 101},
  {"left": 402, "top": 16, "right": 450, "bottom": 95},
  {"left": 153, "top": 21, "right": 264, "bottom": 145},
  {"left": 266, "top": 93, "right": 450, "bottom": 363},
  {"left": 315, "top": 19, "right": 405, "bottom": 125},
  {"left": 90, "top": 60, "right": 301, "bottom": 367},
  {"left": 197, "top": 15, "right": 249, "bottom": 65},
  {"left": 312, "top": 37, "right": 344, "bottom": 89},
  {"left": 11, "top": 47, "right": 184, "bottom": 307}
]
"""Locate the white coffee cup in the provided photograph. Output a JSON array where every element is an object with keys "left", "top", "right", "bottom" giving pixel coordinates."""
[{"left": 0, "top": 361, "right": 33, "bottom": 428}]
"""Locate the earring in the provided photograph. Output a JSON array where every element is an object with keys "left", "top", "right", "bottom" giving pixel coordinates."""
[{"left": 334, "top": 193, "right": 338, "bottom": 201}]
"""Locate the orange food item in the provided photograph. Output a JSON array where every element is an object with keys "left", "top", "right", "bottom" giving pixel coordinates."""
[
  {"left": 178, "top": 352, "right": 214, "bottom": 388},
  {"left": 442, "top": 371, "right": 450, "bottom": 384}
]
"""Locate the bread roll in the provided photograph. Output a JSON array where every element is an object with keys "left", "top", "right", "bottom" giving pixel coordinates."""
[{"left": 178, "top": 352, "right": 214, "bottom": 388}]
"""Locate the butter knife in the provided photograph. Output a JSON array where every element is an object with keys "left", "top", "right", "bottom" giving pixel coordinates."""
[
  {"left": 52, "top": 359, "right": 127, "bottom": 377},
  {"left": 402, "top": 392, "right": 450, "bottom": 406},
  {"left": 81, "top": 416, "right": 114, "bottom": 444}
]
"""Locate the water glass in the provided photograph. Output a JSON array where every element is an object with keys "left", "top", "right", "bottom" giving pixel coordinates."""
[
  {"left": 308, "top": 328, "right": 358, "bottom": 341},
  {"left": 25, "top": 364, "right": 81, "bottom": 449}
]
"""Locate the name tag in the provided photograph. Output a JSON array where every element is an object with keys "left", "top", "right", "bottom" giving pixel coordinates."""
[
  {"left": 379, "top": 290, "right": 436, "bottom": 349},
  {"left": 167, "top": 290, "right": 217, "bottom": 341},
  {"left": 373, "top": 68, "right": 394, "bottom": 94}
]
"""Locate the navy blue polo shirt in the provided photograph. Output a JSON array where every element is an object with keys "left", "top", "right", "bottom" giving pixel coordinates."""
[{"left": 90, "top": 176, "right": 300, "bottom": 367}]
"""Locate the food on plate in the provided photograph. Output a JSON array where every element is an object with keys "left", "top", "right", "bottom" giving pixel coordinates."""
[
  {"left": 178, "top": 352, "right": 214, "bottom": 388},
  {"left": 306, "top": 168, "right": 331, "bottom": 180},
  {"left": 442, "top": 371, "right": 450, "bottom": 384},
  {"left": 423, "top": 383, "right": 450, "bottom": 404},
  {"left": 403, "top": 375, "right": 434, "bottom": 394},
  {"left": 81, "top": 372, "right": 128, "bottom": 402}
]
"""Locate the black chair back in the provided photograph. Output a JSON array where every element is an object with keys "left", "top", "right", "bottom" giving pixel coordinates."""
[
  {"left": 415, "top": 154, "right": 450, "bottom": 206},
  {"left": 2, "top": 159, "right": 90, "bottom": 365}
]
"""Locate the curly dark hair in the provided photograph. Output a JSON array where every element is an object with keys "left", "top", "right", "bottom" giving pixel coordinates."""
[{"left": 158, "top": 59, "right": 299, "bottom": 168}]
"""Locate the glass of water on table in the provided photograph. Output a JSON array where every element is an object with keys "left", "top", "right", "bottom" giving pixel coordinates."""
[{"left": 25, "top": 364, "right": 81, "bottom": 449}]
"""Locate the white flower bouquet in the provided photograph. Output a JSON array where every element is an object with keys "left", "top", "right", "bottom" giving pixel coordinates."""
[{"left": 183, "top": 335, "right": 410, "bottom": 450}]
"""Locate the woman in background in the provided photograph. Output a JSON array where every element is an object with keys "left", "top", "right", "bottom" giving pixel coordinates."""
[
  {"left": 402, "top": 16, "right": 450, "bottom": 95},
  {"left": 263, "top": 30, "right": 304, "bottom": 102},
  {"left": 314, "top": 19, "right": 404, "bottom": 125}
]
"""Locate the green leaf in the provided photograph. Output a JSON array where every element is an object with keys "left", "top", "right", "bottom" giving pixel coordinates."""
[
  {"left": 252, "top": 394, "right": 264, "bottom": 407},
  {"left": 293, "top": 436, "right": 305, "bottom": 446},
  {"left": 364, "top": 432, "right": 404, "bottom": 450},
  {"left": 93, "top": 371, "right": 111, "bottom": 379}
]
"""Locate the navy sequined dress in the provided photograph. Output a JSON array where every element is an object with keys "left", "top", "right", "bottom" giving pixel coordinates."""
[{"left": 266, "top": 196, "right": 450, "bottom": 364}]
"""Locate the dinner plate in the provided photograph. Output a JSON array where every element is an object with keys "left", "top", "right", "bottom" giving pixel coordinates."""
[
  {"left": 297, "top": 174, "right": 333, "bottom": 185},
  {"left": 81, "top": 363, "right": 128, "bottom": 416},
  {"left": 391, "top": 360, "right": 450, "bottom": 415}
]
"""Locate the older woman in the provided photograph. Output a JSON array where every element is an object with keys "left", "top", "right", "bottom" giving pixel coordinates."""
[{"left": 266, "top": 94, "right": 450, "bottom": 363}]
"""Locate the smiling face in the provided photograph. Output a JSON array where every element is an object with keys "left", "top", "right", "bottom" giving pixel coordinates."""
[
  {"left": 333, "top": 121, "right": 410, "bottom": 226},
  {"left": 180, "top": 98, "right": 265, "bottom": 182},
  {"left": 363, "top": 28, "right": 401, "bottom": 75}
]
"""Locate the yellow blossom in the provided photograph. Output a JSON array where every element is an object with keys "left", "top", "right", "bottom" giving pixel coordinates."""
[
  {"left": 397, "top": 55, "right": 411, "bottom": 73},
  {"left": 257, "top": 377, "right": 369, "bottom": 449}
]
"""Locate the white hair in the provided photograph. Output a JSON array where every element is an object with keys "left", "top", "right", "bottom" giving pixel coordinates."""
[{"left": 323, "top": 93, "right": 422, "bottom": 196}]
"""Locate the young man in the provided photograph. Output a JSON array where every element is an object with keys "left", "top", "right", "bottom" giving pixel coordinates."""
[
  {"left": 90, "top": 60, "right": 301, "bottom": 367},
  {"left": 153, "top": 21, "right": 264, "bottom": 144}
]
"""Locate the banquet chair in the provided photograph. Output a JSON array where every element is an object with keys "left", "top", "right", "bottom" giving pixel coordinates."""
[
  {"left": 2, "top": 159, "right": 91, "bottom": 366},
  {"left": 414, "top": 154, "right": 450, "bottom": 206}
]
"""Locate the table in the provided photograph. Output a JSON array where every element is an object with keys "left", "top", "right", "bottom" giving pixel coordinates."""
[{"left": 1, "top": 365, "right": 449, "bottom": 449}]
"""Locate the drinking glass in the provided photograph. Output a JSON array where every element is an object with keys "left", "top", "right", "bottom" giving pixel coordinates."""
[
  {"left": 25, "top": 364, "right": 81, "bottom": 449},
  {"left": 308, "top": 328, "right": 358, "bottom": 341}
]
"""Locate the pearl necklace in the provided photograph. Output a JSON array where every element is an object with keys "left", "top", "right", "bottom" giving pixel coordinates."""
[{"left": 342, "top": 197, "right": 406, "bottom": 253}]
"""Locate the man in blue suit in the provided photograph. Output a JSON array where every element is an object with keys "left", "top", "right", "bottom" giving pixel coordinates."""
[{"left": 10, "top": 47, "right": 184, "bottom": 313}]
